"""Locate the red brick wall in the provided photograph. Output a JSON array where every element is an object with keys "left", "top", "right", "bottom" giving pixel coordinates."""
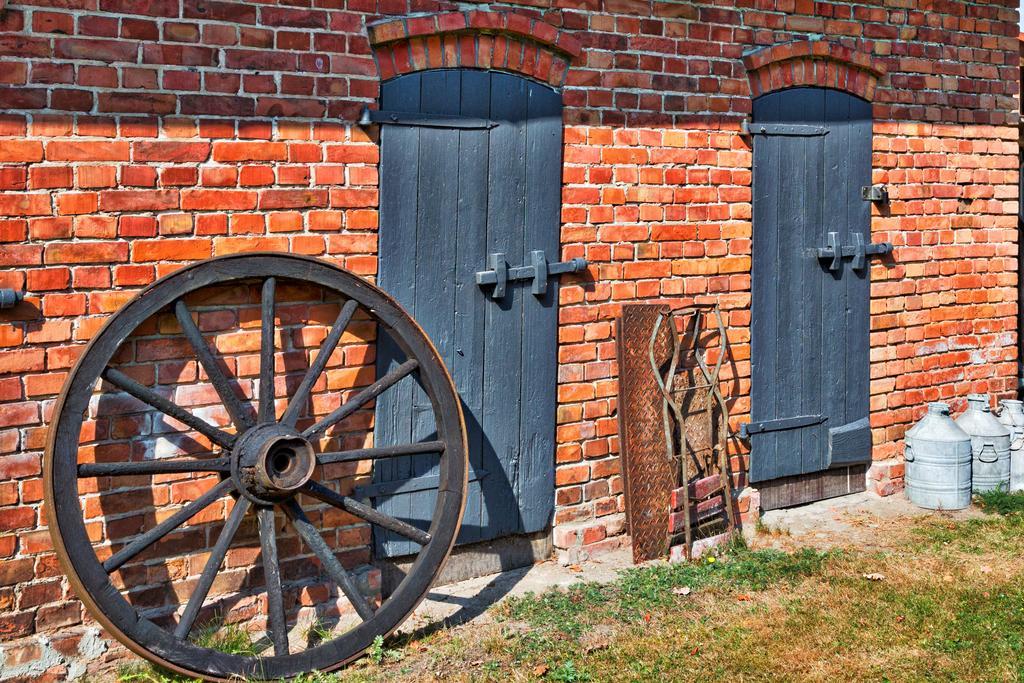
[{"left": 0, "top": 0, "right": 1019, "bottom": 676}]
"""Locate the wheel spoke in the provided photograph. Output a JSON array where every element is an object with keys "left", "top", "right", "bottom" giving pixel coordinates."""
[
  {"left": 258, "top": 507, "right": 289, "bottom": 656},
  {"left": 103, "top": 478, "right": 235, "bottom": 573},
  {"left": 259, "top": 277, "right": 277, "bottom": 425},
  {"left": 318, "top": 440, "right": 445, "bottom": 466},
  {"left": 283, "top": 499, "right": 375, "bottom": 621},
  {"left": 174, "top": 497, "right": 251, "bottom": 640},
  {"left": 281, "top": 299, "right": 359, "bottom": 428},
  {"left": 303, "top": 481, "right": 431, "bottom": 546},
  {"left": 79, "top": 458, "right": 230, "bottom": 477},
  {"left": 302, "top": 359, "right": 418, "bottom": 440},
  {"left": 175, "top": 300, "right": 255, "bottom": 432},
  {"left": 101, "top": 368, "right": 236, "bottom": 450}
]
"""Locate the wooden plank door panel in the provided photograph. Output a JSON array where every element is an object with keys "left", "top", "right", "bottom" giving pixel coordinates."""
[
  {"left": 451, "top": 69, "right": 491, "bottom": 547},
  {"left": 374, "top": 73, "right": 421, "bottom": 532},
  {"left": 374, "top": 70, "right": 563, "bottom": 557},
  {"left": 374, "top": 71, "right": 432, "bottom": 557},
  {"left": 750, "top": 88, "right": 830, "bottom": 482},
  {"left": 793, "top": 93, "right": 826, "bottom": 477},
  {"left": 750, "top": 87, "right": 873, "bottom": 499},
  {"left": 820, "top": 88, "right": 852, "bottom": 471},
  {"left": 518, "top": 80, "right": 562, "bottom": 533},
  {"left": 479, "top": 72, "right": 529, "bottom": 541},
  {"left": 403, "top": 70, "right": 461, "bottom": 551},
  {"left": 749, "top": 93, "right": 782, "bottom": 481},
  {"left": 836, "top": 92, "right": 874, "bottom": 467}
]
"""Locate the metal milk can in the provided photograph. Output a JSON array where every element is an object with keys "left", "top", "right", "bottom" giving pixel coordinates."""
[
  {"left": 998, "top": 399, "right": 1024, "bottom": 492},
  {"left": 956, "top": 394, "right": 1010, "bottom": 493},
  {"left": 904, "top": 402, "right": 972, "bottom": 510}
]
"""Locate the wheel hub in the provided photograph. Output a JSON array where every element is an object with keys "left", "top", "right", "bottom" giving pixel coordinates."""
[{"left": 231, "top": 424, "right": 316, "bottom": 504}]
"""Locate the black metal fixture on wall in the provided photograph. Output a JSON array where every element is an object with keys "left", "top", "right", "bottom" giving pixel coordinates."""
[
  {"left": 0, "top": 288, "right": 23, "bottom": 310},
  {"left": 358, "top": 105, "right": 497, "bottom": 130}
]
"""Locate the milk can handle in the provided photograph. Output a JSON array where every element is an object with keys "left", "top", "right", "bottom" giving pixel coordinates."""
[
  {"left": 904, "top": 443, "right": 915, "bottom": 462},
  {"left": 1012, "top": 433, "right": 1024, "bottom": 451},
  {"left": 978, "top": 444, "right": 998, "bottom": 463}
]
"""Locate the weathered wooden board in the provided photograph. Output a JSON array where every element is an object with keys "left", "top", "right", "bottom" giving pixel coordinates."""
[
  {"left": 374, "top": 71, "right": 564, "bottom": 557},
  {"left": 836, "top": 93, "right": 874, "bottom": 468},
  {"left": 758, "top": 464, "right": 867, "bottom": 511},
  {"left": 519, "top": 77, "right": 562, "bottom": 534},
  {"left": 750, "top": 87, "right": 875, "bottom": 503}
]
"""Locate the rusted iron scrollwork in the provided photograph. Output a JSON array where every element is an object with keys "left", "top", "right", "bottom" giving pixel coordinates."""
[{"left": 648, "top": 303, "right": 738, "bottom": 561}]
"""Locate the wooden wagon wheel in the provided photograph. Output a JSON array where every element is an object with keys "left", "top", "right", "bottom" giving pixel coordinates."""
[{"left": 44, "top": 253, "right": 468, "bottom": 681}]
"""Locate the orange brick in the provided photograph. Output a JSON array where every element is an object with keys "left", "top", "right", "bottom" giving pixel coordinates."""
[
  {"left": 0, "top": 141, "right": 43, "bottom": 162},
  {"left": 44, "top": 241, "right": 128, "bottom": 265},
  {"left": 46, "top": 141, "right": 129, "bottom": 162},
  {"left": 133, "top": 238, "right": 212, "bottom": 262}
]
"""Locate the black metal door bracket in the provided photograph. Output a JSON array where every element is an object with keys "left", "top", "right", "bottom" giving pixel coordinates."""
[
  {"left": 475, "top": 251, "right": 587, "bottom": 299},
  {"left": 816, "top": 232, "right": 893, "bottom": 272},
  {"left": 740, "top": 414, "right": 826, "bottom": 439},
  {"left": 741, "top": 119, "right": 828, "bottom": 137},
  {"left": 861, "top": 184, "right": 888, "bottom": 203},
  {"left": 359, "top": 106, "right": 497, "bottom": 130}
]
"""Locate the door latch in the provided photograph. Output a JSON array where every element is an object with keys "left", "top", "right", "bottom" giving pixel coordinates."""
[
  {"left": 475, "top": 251, "right": 587, "bottom": 299},
  {"left": 816, "top": 232, "right": 893, "bottom": 272},
  {"left": 861, "top": 184, "right": 888, "bottom": 203}
]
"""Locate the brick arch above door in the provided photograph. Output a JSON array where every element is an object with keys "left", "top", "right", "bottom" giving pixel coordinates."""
[
  {"left": 367, "top": 10, "right": 582, "bottom": 88},
  {"left": 744, "top": 40, "right": 888, "bottom": 102}
]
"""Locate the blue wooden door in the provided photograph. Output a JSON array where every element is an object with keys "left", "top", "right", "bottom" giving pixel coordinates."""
[
  {"left": 369, "top": 70, "right": 562, "bottom": 557},
  {"left": 749, "top": 87, "right": 875, "bottom": 508}
]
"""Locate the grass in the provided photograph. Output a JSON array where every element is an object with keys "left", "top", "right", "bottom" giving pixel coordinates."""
[
  {"left": 117, "top": 620, "right": 260, "bottom": 683},
  {"left": 473, "top": 543, "right": 835, "bottom": 680},
  {"left": 974, "top": 487, "right": 1024, "bottom": 517},
  {"left": 304, "top": 617, "right": 335, "bottom": 647},
  {"left": 116, "top": 508, "right": 1024, "bottom": 682},
  {"left": 500, "top": 539, "right": 831, "bottom": 636},
  {"left": 192, "top": 620, "right": 260, "bottom": 658},
  {"left": 350, "top": 510, "right": 1024, "bottom": 682},
  {"left": 366, "top": 634, "right": 403, "bottom": 665}
]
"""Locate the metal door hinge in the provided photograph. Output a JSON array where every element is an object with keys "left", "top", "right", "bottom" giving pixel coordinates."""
[
  {"left": 861, "top": 184, "right": 888, "bottom": 203},
  {"left": 741, "top": 119, "right": 828, "bottom": 137},
  {"left": 0, "top": 289, "right": 23, "bottom": 309},
  {"left": 740, "top": 414, "right": 826, "bottom": 439},
  {"left": 475, "top": 251, "right": 587, "bottom": 299},
  {"left": 359, "top": 106, "right": 497, "bottom": 130},
  {"left": 816, "top": 232, "right": 893, "bottom": 272}
]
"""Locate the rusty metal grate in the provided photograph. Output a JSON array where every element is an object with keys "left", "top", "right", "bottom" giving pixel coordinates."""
[
  {"left": 616, "top": 303, "right": 674, "bottom": 564},
  {"left": 618, "top": 302, "right": 739, "bottom": 563}
]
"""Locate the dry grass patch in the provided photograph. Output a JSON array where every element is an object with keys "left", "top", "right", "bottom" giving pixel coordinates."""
[{"left": 119, "top": 495, "right": 1024, "bottom": 682}]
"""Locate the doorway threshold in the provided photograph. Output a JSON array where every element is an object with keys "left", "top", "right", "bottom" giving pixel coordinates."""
[{"left": 756, "top": 464, "right": 868, "bottom": 511}]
